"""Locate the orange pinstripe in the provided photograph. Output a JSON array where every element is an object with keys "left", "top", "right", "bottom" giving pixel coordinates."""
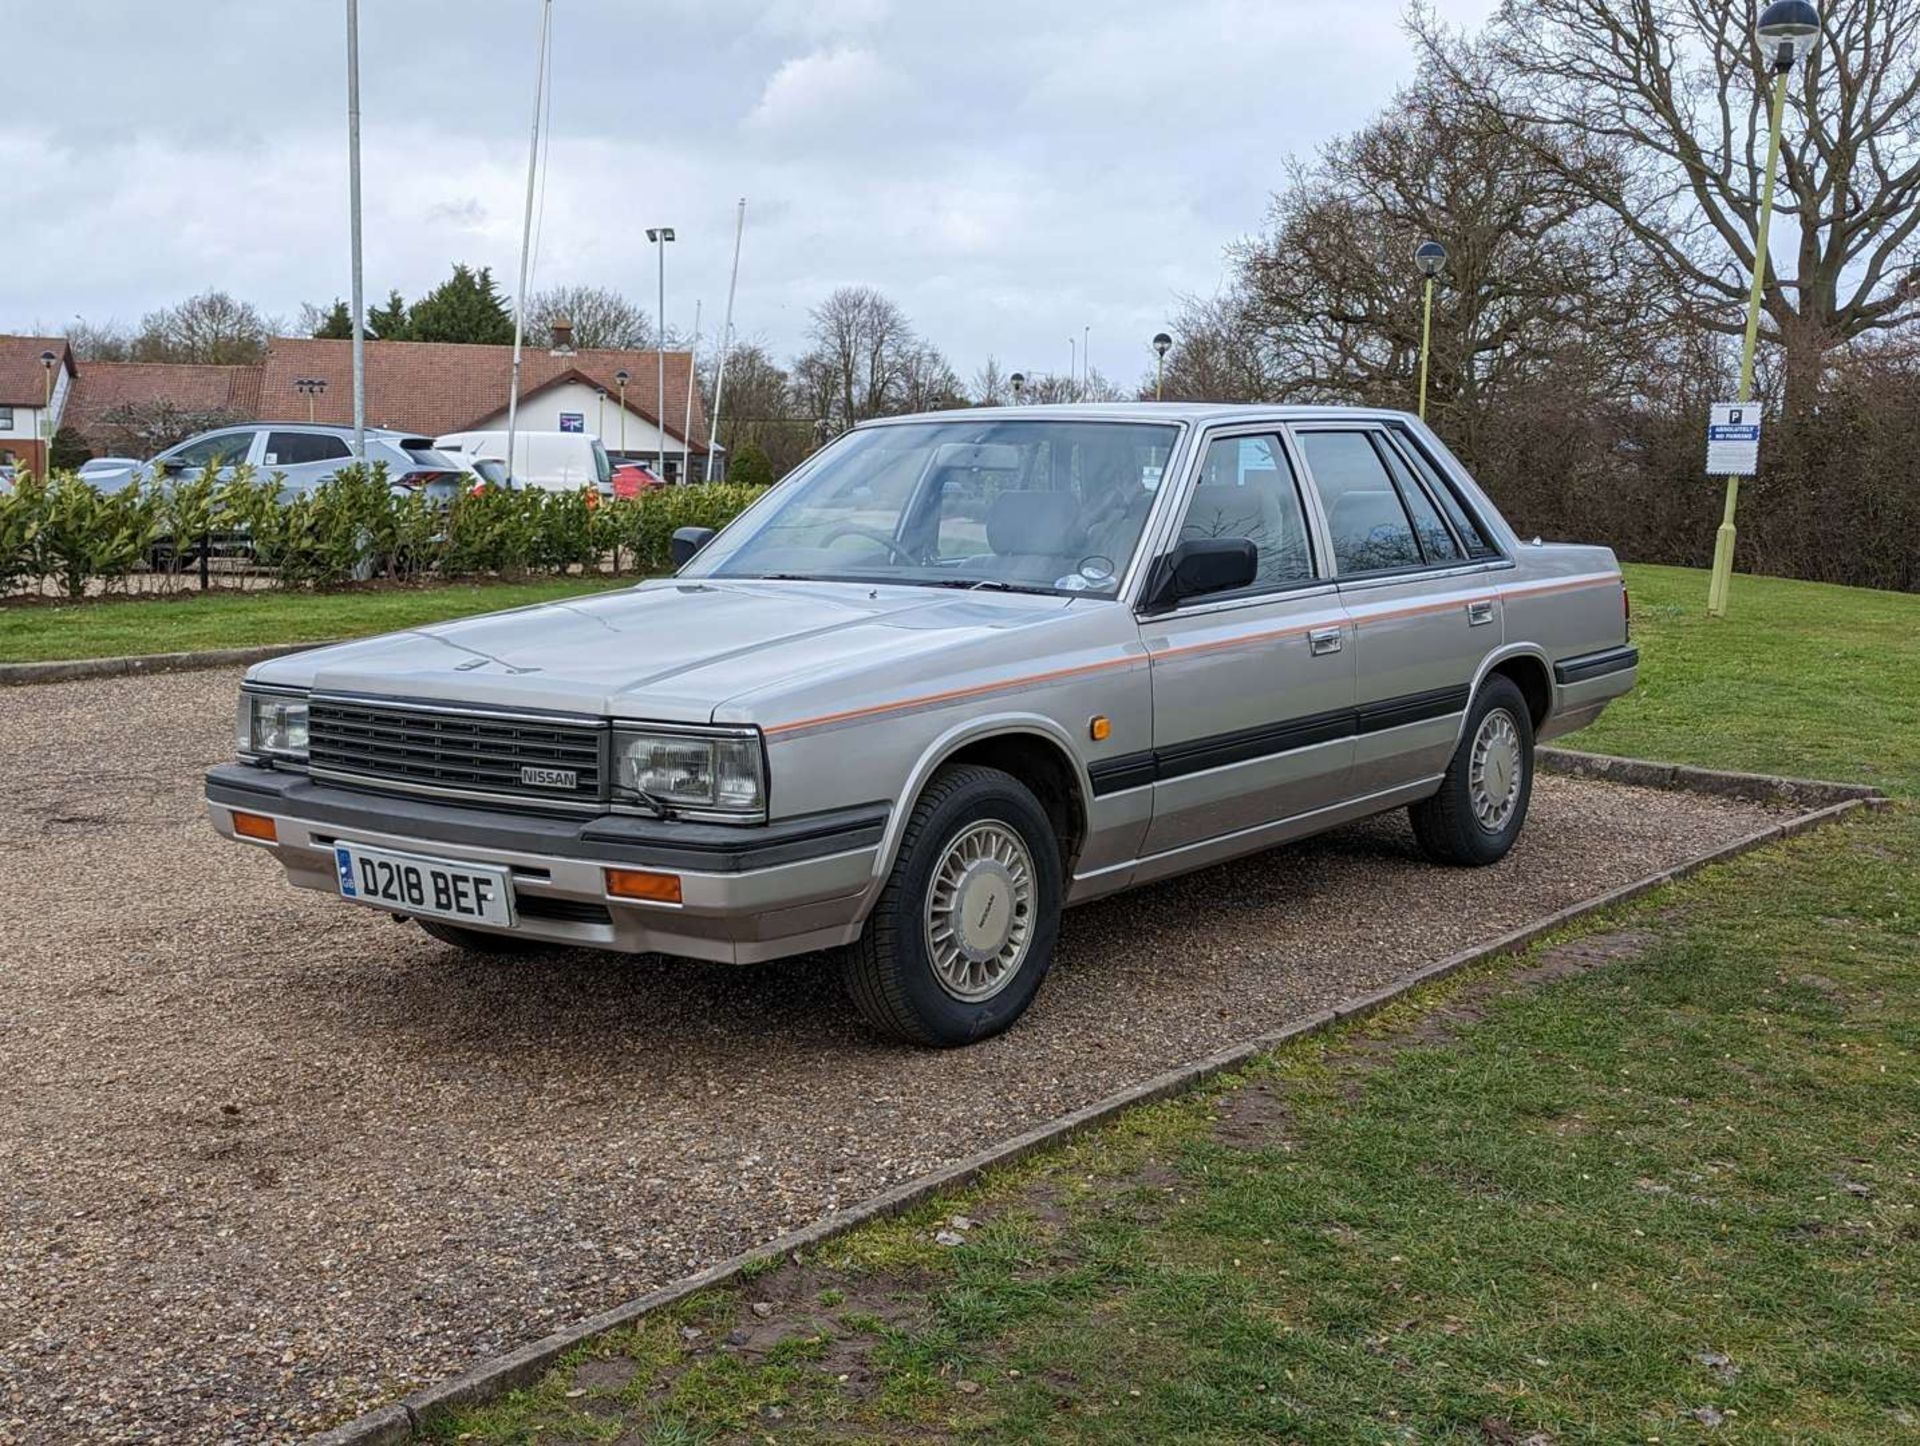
[{"left": 763, "top": 572, "right": 1621, "bottom": 739}]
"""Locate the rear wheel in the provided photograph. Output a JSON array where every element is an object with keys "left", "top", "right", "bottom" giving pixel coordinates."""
[
  {"left": 843, "top": 764, "right": 1063, "bottom": 1047},
  {"left": 1409, "top": 674, "right": 1535, "bottom": 866},
  {"left": 417, "top": 919, "right": 541, "bottom": 955}
]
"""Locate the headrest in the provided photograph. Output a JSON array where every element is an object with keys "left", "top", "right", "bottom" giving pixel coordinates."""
[{"left": 987, "top": 490, "right": 1084, "bottom": 556}]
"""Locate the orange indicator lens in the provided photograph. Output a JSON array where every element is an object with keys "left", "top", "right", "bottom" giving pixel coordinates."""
[
  {"left": 231, "top": 811, "right": 278, "bottom": 843},
  {"left": 604, "top": 868, "right": 683, "bottom": 904}
]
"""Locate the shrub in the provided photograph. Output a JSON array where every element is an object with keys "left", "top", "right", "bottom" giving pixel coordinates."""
[
  {"left": 0, "top": 468, "right": 769, "bottom": 601},
  {"left": 31, "top": 472, "right": 155, "bottom": 597},
  {"left": 729, "top": 441, "right": 775, "bottom": 489}
]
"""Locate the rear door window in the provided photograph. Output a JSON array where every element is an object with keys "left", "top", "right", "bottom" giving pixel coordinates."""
[
  {"left": 1385, "top": 431, "right": 1500, "bottom": 558},
  {"left": 265, "top": 432, "right": 352, "bottom": 467},
  {"left": 1295, "top": 430, "right": 1422, "bottom": 574}
]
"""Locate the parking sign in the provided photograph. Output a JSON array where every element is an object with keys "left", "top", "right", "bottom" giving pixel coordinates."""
[{"left": 1706, "top": 402, "right": 1761, "bottom": 476}]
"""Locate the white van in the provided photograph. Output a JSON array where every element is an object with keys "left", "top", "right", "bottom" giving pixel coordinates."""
[{"left": 434, "top": 430, "right": 613, "bottom": 494}]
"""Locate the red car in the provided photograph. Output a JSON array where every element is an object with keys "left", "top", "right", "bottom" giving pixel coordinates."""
[{"left": 609, "top": 461, "right": 666, "bottom": 499}]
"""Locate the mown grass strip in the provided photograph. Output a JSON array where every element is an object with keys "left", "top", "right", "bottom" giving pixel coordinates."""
[
  {"left": 430, "top": 807, "right": 1919, "bottom": 1443},
  {"left": 0, "top": 576, "right": 629, "bottom": 663}
]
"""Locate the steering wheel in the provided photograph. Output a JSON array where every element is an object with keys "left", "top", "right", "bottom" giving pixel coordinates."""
[{"left": 820, "top": 522, "right": 923, "bottom": 566}]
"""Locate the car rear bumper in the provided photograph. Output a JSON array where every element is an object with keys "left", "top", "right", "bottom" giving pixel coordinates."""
[
  {"left": 1540, "top": 645, "right": 1638, "bottom": 741},
  {"left": 204, "top": 764, "right": 888, "bottom": 964}
]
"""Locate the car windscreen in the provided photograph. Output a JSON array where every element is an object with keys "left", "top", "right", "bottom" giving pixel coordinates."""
[{"left": 683, "top": 419, "right": 1181, "bottom": 596}]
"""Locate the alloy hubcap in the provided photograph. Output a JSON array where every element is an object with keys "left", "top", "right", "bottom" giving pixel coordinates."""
[
  {"left": 1468, "top": 708, "right": 1523, "bottom": 833},
  {"left": 924, "top": 821, "right": 1035, "bottom": 1002}
]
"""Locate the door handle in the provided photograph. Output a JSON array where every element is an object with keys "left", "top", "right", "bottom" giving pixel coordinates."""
[
  {"left": 1308, "top": 627, "right": 1343, "bottom": 656},
  {"left": 1466, "top": 599, "right": 1495, "bottom": 627}
]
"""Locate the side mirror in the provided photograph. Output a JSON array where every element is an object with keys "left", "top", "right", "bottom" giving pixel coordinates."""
[
  {"left": 1142, "top": 537, "right": 1259, "bottom": 611},
  {"left": 670, "top": 525, "right": 717, "bottom": 567}
]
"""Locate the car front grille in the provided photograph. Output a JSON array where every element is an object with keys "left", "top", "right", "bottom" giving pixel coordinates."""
[{"left": 307, "top": 698, "right": 605, "bottom": 806}]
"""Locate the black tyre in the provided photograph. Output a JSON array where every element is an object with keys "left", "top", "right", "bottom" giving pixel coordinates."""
[
  {"left": 417, "top": 919, "right": 541, "bottom": 955},
  {"left": 843, "top": 764, "right": 1063, "bottom": 1047},
  {"left": 1409, "top": 674, "right": 1535, "bottom": 866}
]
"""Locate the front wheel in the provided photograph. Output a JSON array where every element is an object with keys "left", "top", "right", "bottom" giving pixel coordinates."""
[
  {"left": 843, "top": 765, "right": 1063, "bottom": 1047},
  {"left": 1409, "top": 674, "right": 1535, "bottom": 866}
]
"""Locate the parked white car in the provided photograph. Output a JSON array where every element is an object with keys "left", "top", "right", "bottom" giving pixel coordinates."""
[{"left": 433, "top": 429, "right": 613, "bottom": 494}]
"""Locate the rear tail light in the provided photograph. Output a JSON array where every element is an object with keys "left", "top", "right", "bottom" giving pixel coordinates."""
[{"left": 1623, "top": 582, "right": 1632, "bottom": 640}]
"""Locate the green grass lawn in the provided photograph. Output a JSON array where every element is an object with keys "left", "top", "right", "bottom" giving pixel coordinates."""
[
  {"left": 0, "top": 576, "right": 630, "bottom": 664},
  {"left": 427, "top": 563, "right": 1920, "bottom": 1444},
  {"left": 1582, "top": 564, "right": 1920, "bottom": 799}
]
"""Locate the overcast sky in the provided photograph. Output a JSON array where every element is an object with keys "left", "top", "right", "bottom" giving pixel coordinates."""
[{"left": 5, "top": 0, "right": 1494, "bottom": 387}]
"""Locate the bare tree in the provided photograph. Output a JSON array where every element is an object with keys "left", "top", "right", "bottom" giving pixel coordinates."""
[
  {"left": 132, "top": 290, "right": 272, "bottom": 365},
  {"left": 98, "top": 401, "right": 253, "bottom": 456},
  {"left": 971, "top": 355, "right": 1010, "bottom": 405},
  {"left": 703, "top": 341, "right": 814, "bottom": 477},
  {"left": 1148, "top": 288, "right": 1287, "bottom": 402},
  {"left": 793, "top": 286, "right": 925, "bottom": 431},
  {"left": 1230, "top": 44, "right": 1665, "bottom": 459},
  {"left": 526, "top": 284, "right": 654, "bottom": 349},
  {"left": 63, "top": 318, "right": 134, "bottom": 362},
  {"left": 1421, "top": 0, "right": 1920, "bottom": 418}
]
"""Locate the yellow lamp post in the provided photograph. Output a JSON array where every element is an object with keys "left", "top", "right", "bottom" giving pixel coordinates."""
[
  {"left": 614, "top": 368, "right": 631, "bottom": 455},
  {"left": 1413, "top": 241, "right": 1446, "bottom": 422},
  {"left": 1707, "top": 0, "right": 1822, "bottom": 618}
]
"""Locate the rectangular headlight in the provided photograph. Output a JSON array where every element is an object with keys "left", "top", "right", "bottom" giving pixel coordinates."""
[
  {"left": 611, "top": 727, "right": 764, "bottom": 820},
  {"left": 239, "top": 689, "right": 309, "bottom": 762}
]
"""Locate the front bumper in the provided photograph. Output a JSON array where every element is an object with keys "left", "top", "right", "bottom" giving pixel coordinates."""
[{"left": 205, "top": 764, "right": 889, "bottom": 964}]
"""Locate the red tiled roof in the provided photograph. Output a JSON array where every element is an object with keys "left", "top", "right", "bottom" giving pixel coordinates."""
[
  {"left": 258, "top": 338, "right": 708, "bottom": 449},
  {"left": 0, "top": 336, "right": 75, "bottom": 405},
  {"left": 64, "top": 360, "right": 260, "bottom": 442}
]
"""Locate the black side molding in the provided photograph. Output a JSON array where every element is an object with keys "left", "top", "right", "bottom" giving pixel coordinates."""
[
  {"left": 1554, "top": 645, "right": 1639, "bottom": 686},
  {"left": 1089, "top": 684, "right": 1471, "bottom": 797}
]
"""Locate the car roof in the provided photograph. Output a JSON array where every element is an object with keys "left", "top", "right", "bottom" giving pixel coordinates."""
[{"left": 854, "top": 402, "right": 1422, "bottom": 428}]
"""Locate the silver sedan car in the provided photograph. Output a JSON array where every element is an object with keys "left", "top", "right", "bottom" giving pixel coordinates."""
[{"left": 207, "top": 405, "right": 1637, "bottom": 1046}]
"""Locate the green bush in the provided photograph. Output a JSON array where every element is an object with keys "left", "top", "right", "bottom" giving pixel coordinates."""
[
  {"left": 729, "top": 441, "right": 775, "bottom": 489},
  {"left": 30, "top": 473, "right": 155, "bottom": 597},
  {"left": 0, "top": 468, "right": 769, "bottom": 600}
]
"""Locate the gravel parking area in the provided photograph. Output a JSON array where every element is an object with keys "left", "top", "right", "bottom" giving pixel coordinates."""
[{"left": 0, "top": 670, "right": 1783, "bottom": 1444}]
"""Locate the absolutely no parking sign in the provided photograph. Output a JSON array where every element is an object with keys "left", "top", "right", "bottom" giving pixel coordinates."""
[{"left": 1706, "top": 402, "right": 1761, "bottom": 476}]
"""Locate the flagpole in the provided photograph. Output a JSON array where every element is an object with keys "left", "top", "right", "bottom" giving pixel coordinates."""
[
  {"left": 706, "top": 197, "right": 746, "bottom": 478},
  {"left": 682, "top": 298, "right": 701, "bottom": 483},
  {"left": 345, "top": 0, "right": 366, "bottom": 461},
  {"left": 505, "top": 0, "right": 553, "bottom": 483}
]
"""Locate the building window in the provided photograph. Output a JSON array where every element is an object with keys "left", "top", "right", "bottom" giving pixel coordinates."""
[{"left": 0, "top": 407, "right": 14, "bottom": 430}]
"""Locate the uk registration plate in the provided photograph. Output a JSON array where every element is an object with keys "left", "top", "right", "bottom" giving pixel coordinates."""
[{"left": 333, "top": 842, "right": 515, "bottom": 928}]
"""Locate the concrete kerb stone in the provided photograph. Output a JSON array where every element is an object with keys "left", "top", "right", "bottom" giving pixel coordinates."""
[
  {"left": 1539, "top": 746, "right": 1886, "bottom": 808},
  {"left": 0, "top": 641, "right": 325, "bottom": 687},
  {"left": 307, "top": 780, "right": 1880, "bottom": 1442}
]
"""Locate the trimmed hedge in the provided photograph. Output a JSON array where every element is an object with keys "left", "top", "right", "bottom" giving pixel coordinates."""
[{"left": 0, "top": 465, "right": 766, "bottom": 597}]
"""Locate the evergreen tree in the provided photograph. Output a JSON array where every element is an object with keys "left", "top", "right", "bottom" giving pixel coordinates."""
[
  {"left": 729, "top": 441, "right": 775, "bottom": 488},
  {"left": 405, "top": 264, "right": 515, "bottom": 345},
  {"left": 367, "top": 290, "right": 411, "bottom": 342},
  {"left": 311, "top": 300, "right": 354, "bottom": 339}
]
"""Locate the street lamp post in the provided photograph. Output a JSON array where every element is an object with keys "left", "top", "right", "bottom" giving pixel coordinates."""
[
  {"left": 1152, "top": 332, "right": 1172, "bottom": 401},
  {"left": 295, "top": 378, "right": 327, "bottom": 422},
  {"left": 597, "top": 387, "right": 608, "bottom": 439},
  {"left": 646, "top": 226, "right": 675, "bottom": 481},
  {"left": 1009, "top": 372, "right": 1025, "bottom": 405},
  {"left": 614, "top": 368, "right": 630, "bottom": 455},
  {"left": 1413, "top": 240, "right": 1447, "bottom": 421},
  {"left": 1708, "top": 0, "right": 1821, "bottom": 619},
  {"left": 39, "top": 350, "right": 57, "bottom": 473}
]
